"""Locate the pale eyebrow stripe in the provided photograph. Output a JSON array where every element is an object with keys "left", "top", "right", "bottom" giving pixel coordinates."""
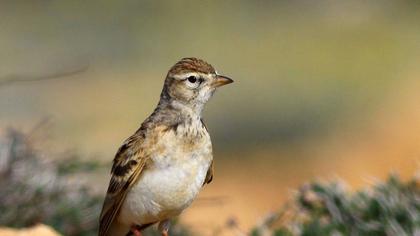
[
  {"left": 173, "top": 72, "right": 214, "bottom": 81},
  {"left": 172, "top": 72, "right": 199, "bottom": 80}
]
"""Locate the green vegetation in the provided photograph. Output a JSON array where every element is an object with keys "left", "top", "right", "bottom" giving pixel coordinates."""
[
  {"left": 1, "top": 127, "right": 419, "bottom": 236},
  {"left": 252, "top": 175, "right": 420, "bottom": 236},
  {"left": 0, "top": 128, "right": 101, "bottom": 235},
  {"left": 0, "top": 128, "right": 189, "bottom": 236}
]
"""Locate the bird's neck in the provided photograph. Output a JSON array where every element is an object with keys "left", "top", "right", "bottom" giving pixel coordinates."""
[{"left": 157, "top": 98, "right": 203, "bottom": 120}]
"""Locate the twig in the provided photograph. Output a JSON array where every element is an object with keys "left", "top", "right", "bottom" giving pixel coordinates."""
[{"left": 0, "top": 64, "right": 89, "bottom": 87}]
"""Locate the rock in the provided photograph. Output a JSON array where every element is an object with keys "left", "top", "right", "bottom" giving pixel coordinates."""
[{"left": 0, "top": 224, "right": 61, "bottom": 236}]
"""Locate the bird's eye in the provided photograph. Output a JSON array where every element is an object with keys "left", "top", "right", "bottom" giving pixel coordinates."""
[{"left": 187, "top": 76, "right": 197, "bottom": 83}]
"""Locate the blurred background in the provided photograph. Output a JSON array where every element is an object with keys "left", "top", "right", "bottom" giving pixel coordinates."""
[{"left": 1, "top": 0, "right": 420, "bottom": 235}]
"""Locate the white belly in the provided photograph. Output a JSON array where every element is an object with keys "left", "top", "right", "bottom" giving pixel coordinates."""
[{"left": 118, "top": 154, "right": 211, "bottom": 225}]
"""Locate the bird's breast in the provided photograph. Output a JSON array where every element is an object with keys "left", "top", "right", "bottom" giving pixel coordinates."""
[{"left": 119, "top": 124, "right": 212, "bottom": 225}]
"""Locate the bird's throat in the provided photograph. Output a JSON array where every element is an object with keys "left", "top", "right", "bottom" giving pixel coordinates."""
[{"left": 159, "top": 98, "right": 204, "bottom": 118}]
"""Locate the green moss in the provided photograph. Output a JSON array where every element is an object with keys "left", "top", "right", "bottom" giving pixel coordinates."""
[{"left": 252, "top": 174, "right": 420, "bottom": 235}]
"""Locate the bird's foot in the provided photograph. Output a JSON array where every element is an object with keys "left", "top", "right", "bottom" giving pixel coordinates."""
[
  {"left": 130, "top": 225, "right": 143, "bottom": 236},
  {"left": 158, "top": 220, "right": 170, "bottom": 236}
]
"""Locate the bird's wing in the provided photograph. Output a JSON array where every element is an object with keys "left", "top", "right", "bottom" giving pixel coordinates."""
[
  {"left": 201, "top": 118, "right": 213, "bottom": 186},
  {"left": 204, "top": 160, "right": 213, "bottom": 185},
  {"left": 98, "top": 132, "right": 149, "bottom": 236}
]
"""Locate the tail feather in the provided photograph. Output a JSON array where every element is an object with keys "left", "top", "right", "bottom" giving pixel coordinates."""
[{"left": 105, "top": 221, "right": 130, "bottom": 236}]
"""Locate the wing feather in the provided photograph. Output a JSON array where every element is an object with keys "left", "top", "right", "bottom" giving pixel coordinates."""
[
  {"left": 204, "top": 160, "right": 213, "bottom": 185},
  {"left": 98, "top": 132, "right": 149, "bottom": 236}
]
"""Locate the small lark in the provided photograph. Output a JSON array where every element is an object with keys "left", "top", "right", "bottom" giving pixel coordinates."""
[{"left": 98, "top": 58, "right": 233, "bottom": 236}]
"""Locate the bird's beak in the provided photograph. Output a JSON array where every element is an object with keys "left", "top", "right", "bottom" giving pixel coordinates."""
[{"left": 212, "top": 75, "right": 234, "bottom": 88}]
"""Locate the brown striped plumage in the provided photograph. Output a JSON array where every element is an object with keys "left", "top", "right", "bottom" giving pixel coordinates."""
[
  {"left": 167, "top": 57, "right": 216, "bottom": 76},
  {"left": 98, "top": 58, "right": 232, "bottom": 236}
]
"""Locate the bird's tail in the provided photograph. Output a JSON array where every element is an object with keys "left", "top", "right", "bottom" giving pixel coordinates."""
[{"left": 105, "top": 221, "right": 130, "bottom": 236}]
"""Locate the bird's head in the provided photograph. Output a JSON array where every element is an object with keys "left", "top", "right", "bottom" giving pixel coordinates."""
[{"left": 160, "top": 57, "right": 233, "bottom": 113}]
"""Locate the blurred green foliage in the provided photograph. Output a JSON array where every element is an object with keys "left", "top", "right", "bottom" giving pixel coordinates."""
[
  {"left": 1, "top": 128, "right": 420, "bottom": 236},
  {"left": 252, "top": 174, "right": 420, "bottom": 236},
  {"left": 0, "top": 128, "right": 101, "bottom": 235},
  {"left": 0, "top": 128, "right": 190, "bottom": 236}
]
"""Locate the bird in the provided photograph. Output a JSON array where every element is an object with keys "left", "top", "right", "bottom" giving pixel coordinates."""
[{"left": 98, "top": 57, "right": 233, "bottom": 236}]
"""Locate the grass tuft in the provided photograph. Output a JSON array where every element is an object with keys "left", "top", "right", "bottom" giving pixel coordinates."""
[{"left": 252, "top": 174, "right": 420, "bottom": 236}]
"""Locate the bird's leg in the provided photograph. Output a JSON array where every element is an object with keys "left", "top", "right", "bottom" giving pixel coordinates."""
[
  {"left": 158, "top": 220, "right": 170, "bottom": 236},
  {"left": 130, "top": 225, "right": 143, "bottom": 236}
]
